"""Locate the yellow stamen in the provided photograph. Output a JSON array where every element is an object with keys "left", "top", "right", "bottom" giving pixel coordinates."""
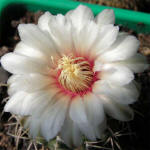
[{"left": 57, "top": 55, "right": 94, "bottom": 93}]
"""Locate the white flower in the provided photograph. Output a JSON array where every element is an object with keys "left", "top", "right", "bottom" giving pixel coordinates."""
[{"left": 0, "top": 5, "right": 148, "bottom": 147}]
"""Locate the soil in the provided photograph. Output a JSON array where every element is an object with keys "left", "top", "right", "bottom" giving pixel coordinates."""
[
  {"left": 0, "top": 5, "right": 150, "bottom": 150},
  {"left": 77, "top": 0, "right": 150, "bottom": 13}
]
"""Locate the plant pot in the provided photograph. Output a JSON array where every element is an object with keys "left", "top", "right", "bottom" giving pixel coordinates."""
[{"left": 0, "top": 0, "right": 150, "bottom": 44}]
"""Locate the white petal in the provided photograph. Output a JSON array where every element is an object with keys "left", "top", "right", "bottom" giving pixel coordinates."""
[
  {"left": 83, "top": 93, "right": 104, "bottom": 126},
  {"left": 1, "top": 53, "right": 50, "bottom": 74},
  {"left": 7, "top": 75, "right": 20, "bottom": 85},
  {"left": 100, "top": 35, "right": 139, "bottom": 62},
  {"left": 5, "top": 86, "right": 59, "bottom": 116},
  {"left": 93, "top": 81, "right": 139, "bottom": 105},
  {"left": 69, "top": 96, "right": 88, "bottom": 124},
  {"left": 72, "top": 21, "right": 99, "bottom": 57},
  {"left": 115, "top": 54, "right": 149, "bottom": 73},
  {"left": 41, "top": 94, "right": 69, "bottom": 140},
  {"left": 94, "top": 119, "right": 107, "bottom": 139},
  {"left": 38, "top": 12, "right": 52, "bottom": 32},
  {"left": 7, "top": 74, "right": 57, "bottom": 96},
  {"left": 76, "top": 122, "right": 97, "bottom": 140},
  {"left": 69, "top": 96, "right": 96, "bottom": 140},
  {"left": 96, "top": 9, "right": 115, "bottom": 26},
  {"left": 7, "top": 75, "right": 21, "bottom": 96},
  {"left": 5, "top": 91, "right": 41, "bottom": 115},
  {"left": 8, "top": 83, "right": 19, "bottom": 96},
  {"left": 7, "top": 74, "right": 55, "bottom": 93},
  {"left": 24, "top": 116, "right": 41, "bottom": 138},
  {"left": 23, "top": 93, "right": 69, "bottom": 139},
  {"left": 6, "top": 91, "right": 69, "bottom": 141},
  {"left": 4, "top": 91, "right": 28, "bottom": 115},
  {"left": 98, "top": 95, "right": 134, "bottom": 121},
  {"left": 93, "top": 25, "right": 119, "bottom": 53},
  {"left": 60, "top": 115, "right": 82, "bottom": 148},
  {"left": 100, "top": 65, "right": 134, "bottom": 86},
  {"left": 18, "top": 24, "right": 59, "bottom": 57},
  {"left": 14, "top": 42, "right": 49, "bottom": 64},
  {"left": 48, "top": 14, "right": 73, "bottom": 53},
  {"left": 66, "top": 5, "right": 94, "bottom": 30}
]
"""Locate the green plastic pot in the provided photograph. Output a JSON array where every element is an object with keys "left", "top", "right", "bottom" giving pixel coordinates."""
[{"left": 0, "top": 0, "right": 150, "bottom": 43}]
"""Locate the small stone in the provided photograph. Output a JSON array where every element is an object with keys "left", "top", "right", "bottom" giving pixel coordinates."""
[{"left": 0, "top": 46, "right": 9, "bottom": 57}]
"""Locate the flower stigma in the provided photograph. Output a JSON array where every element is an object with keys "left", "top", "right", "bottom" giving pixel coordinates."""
[{"left": 57, "top": 55, "right": 94, "bottom": 93}]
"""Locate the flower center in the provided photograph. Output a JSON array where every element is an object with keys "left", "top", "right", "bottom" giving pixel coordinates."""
[{"left": 57, "top": 55, "right": 94, "bottom": 93}]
